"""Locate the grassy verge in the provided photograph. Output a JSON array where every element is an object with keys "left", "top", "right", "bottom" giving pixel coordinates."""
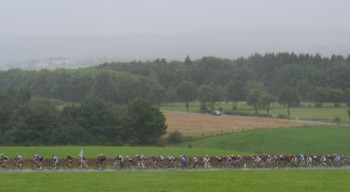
[{"left": 1, "top": 170, "right": 350, "bottom": 192}]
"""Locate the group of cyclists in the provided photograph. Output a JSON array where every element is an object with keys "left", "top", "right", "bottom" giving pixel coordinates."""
[
  {"left": 1, "top": 153, "right": 23, "bottom": 169},
  {"left": 1, "top": 153, "right": 350, "bottom": 170},
  {"left": 0, "top": 152, "right": 107, "bottom": 170}
]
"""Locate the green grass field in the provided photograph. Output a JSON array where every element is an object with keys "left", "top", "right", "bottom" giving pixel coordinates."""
[
  {"left": 1, "top": 120, "right": 350, "bottom": 191},
  {"left": 161, "top": 101, "right": 350, "bottom": 122},
  {"left": 1, "top": 170, "right": 350, "bottom": 192},
  {"left": 179, "top": 126, "right": 350, "bottom": 155},
  {"left": 1, "top": 126, "right": 349, "bottom": 159}
]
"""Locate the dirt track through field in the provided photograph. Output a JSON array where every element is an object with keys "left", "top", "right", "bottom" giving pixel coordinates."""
[{"left": 164, "top": 112, "right": 321, "bottom": 137}]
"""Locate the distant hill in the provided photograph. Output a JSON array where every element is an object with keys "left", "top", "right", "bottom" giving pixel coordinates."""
[{"left": 1, "top": 27, "right": 350, "bottom": 70}]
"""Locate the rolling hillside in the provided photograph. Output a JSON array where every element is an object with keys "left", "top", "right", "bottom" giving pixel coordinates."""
[{"left": 180, "top": 126, "right": 350, "bottom": 155}]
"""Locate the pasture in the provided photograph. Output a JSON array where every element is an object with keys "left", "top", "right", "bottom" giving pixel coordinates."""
[
  {"left": 1, "top": 170, "right": 350, "bottom": 192},
  {"left": 164, "top": 111, "right": 320, "bottom": 137},
  {"left": 1, "top": 126, "right": 349, "bottom": 159},
  {"left": 161, "top": 101, "right": 350, "bottom": 123},
  {"left": 182, "top": 126, "right": 350, "bottom": 155}
]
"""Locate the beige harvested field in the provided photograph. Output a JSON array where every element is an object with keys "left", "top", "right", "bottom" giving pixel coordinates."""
[{"left": 164, "top": 112, "right": 321, "bottom": 137}]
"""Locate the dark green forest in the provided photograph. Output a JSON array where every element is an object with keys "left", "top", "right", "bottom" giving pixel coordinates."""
[
  {"left": 0, "top": 91, "right": 166, "bottom": 145},
  {"left": 1, "top": 53, "right": 349, "bottom": 106},
  {"left": 1, "top": 52, "right": 350, "bottom": 145}
]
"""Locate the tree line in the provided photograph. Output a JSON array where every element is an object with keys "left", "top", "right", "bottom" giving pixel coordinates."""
[
  {"left": 0, "top": 53, "right": 349, "bottom": 108},
  {"left": 0, "top": 90, "right": 166, "bottom": 146}
]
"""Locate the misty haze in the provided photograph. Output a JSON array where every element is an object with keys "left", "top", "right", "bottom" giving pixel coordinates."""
[
  {"left": 1, "top": 27, "right": 350, "bottom": 70},
  {"left": 1, "top": 0, "right": 350, "bottom": 69}
]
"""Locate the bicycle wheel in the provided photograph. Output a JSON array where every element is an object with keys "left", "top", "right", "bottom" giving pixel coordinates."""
[{"left": 31, "top": 163, "right": 38, "bottom": 170}]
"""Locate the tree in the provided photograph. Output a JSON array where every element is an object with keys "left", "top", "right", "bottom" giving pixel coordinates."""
[
  {"left": 15, "top": 89, "right": 31, "bottom": 104},
  {"left": 275, "top": 64, "right": 305, "bottom": 89},
  {"left": 259, "top": 93, "right": 275, "bottom": 115},
  {"left": 176, "top": 81, "right": 198, "bottom": 111},
  {"left": 347, "top": 99, "right": 350, "bottom": 119},
  {"left": 60, "top": 97, "right": 120, "bottom": 144},
  {"left": 112, "top": 72, "right": 140, "bottom": 104},
  {"left": 312, "top": 87, "right": 345, "bottom": 105},
  {"left": 246, "top": 89, "right": 263, "bottom": 115},
  {"left": 225, "top": 80, "right": 245, "bottom": 110},
  {"left": 148, "top": 81, "right": 166, "bottom": 107},
  {"left": 184, "top": 55, "right": 192, "bottom": 66},
  {"left": 296, "top": 79, "right": 312, "bottom": 100},
  {"left": 328, "top": 88, "right": 344, "bottom": 105},
  {"left": 91, "top": 71, "right": 116, "bottom": 102},
  {"left": 121, "top": 98, "right": 167, "bottom": 145},
  {"left": 198, "top": 84, "right": 217, "bottom": 112},
  {"left": 244, "top": 80, "right": 265, "bottom": 93},
  {"left": 278, "top": 87, "right": 300, "bottom": 119},
  {"left": 76, "top": 98, "right": 119, "bottom": 143},
  {"left": 7, "top": 100, "right": 60, "bottom": 145},
  {"left": 188, "top": 56, "right": 235, "bottom": 86}
]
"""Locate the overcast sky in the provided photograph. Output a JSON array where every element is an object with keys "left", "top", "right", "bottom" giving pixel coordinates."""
[
  {"left": 1, "top": 0, "right": 350, "bottom": 65},
  {"left": 1, "top": 0, "right": 349, "bottom": 37}
]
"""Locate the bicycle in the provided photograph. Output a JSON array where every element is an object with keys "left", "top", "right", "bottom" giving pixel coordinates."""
[
  {"left": 94, "top": 161, "right": 106, "bottom": 170},
  {"left": 12, "top": 160, "right": 24, "bottom": 169},
  {"left": 31, "top": 160, "right": 43, "bottom": 170},
  {"left": 78, "top": 159, "right": 89, "bottom": 169},
  {"left": 63, "top": 159, "right": 74, "bottom": 169},
  {"left": 1, "top": 160, "right": 10, "bottom": 170},
  {"left": 47, "top": 159, "right": 61, "bottom": 170}
]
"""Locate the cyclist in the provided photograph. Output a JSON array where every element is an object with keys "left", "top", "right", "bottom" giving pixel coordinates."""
[
  {"left": 216, "top": 156, "right": 223, "bottom": 167},
  {"left": 96, "top": 154, "right": 106, "bottom": 169},
  {"left": 191, "top": 156, "right": 199, "bottom": 168},
  {"left": 14, "top": 153, "right": 23, "bottom": 168},
  {"left": 159, "top": 155, "right": 165, "bottom": 167},
  {"left": 125, "top": 156, "right": 133, "bottom": 168},
  {"left": 114, "top": 154, "right": 124, "bottom": 168},
  {"left": 79, "top": 154, "right": 88, "bottom": 168},
  {"left": 51, "top": 155, "right": 59, "bottom": 169},
  {"left": 33, "top": 154, "right": 44, "bottom": 170},
  {"left": 136, "top": 155, "right": 145, "bottom": 169},
  {"left": 99, "top": 154, "right": 106, "bottom": 163},
  {"left": 203, "top": 155, "right": 211, "bottom": 168},
  {"left": 167, "top": 155, "right": 176, "bottom": 168},
  {"left": 65, "top": 154, "right": 73, "bottom": 168},
  {"left": 0, "top": 154, "right": 9, "bottom": 168},
  {"left": 299, "top": 154, "right": 305, "bottom": 166},
  {"left": 179, "top": 155, "right": 186, "bottom": 168}
]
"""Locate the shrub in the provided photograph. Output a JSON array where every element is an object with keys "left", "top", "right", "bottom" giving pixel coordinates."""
[
  {"left": 277, "top": 114, "right": 288, "bottom": 119},
  {"left": 225, "top": 111, "right": 250, "bottom": 116},
  {"left": 334, "top": 116, "right": 341, "bottom": 123},
  {"left": 166, "top": 130, "right": 184, "bottom": 144},
  {"left": 257, "top": 114, "right": 273, "bottom": 118},
  {"left": 156, "top": 138, "right": 166, "bottom": 147}
]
